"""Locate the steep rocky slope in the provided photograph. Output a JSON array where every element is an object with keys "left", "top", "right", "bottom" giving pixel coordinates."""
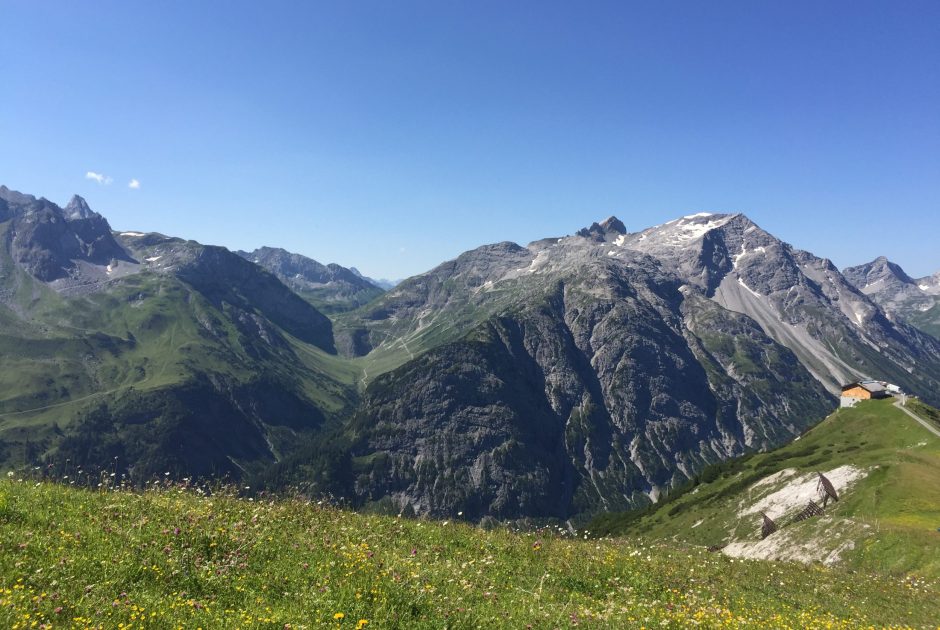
[
  {"left": 333, "top": 222, "right": 834, "bottom": 519},
  {"left": 618, "top": 213, "right": 940, "bottom": 398},
  {"left": 345, "top": 271, "right": 829, "bottom": 520},
  {"left": 329, "top": 213, "right": 939, "bottom": 519}
]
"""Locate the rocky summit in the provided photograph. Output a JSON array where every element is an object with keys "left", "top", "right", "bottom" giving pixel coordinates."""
[
  {"left": 843, "top": 256, "right": 940, "bottom": 339},
  {"left": 0, "top": 186, "right": 133, "bottom": 285},
  {"left": 2, "top": 186, "right": 939, "bottom": 523}
]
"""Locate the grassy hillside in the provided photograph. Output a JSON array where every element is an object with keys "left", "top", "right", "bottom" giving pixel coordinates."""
[
  {"left": 1, "top": 478, "right": 938, "bottom": 629},
  {"left": 591, "top": 398, "right": 940, "bottom": 579},
  {"left": 0, "top": 268, "right": 358, "bottom": 477}
]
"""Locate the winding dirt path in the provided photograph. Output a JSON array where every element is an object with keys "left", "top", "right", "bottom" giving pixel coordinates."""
[{"left": 894, "top": 399, "right": 940, "bottom": 439}]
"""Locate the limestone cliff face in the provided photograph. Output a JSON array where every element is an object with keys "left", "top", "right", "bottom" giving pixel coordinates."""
[
  {"left": 347, "top": 255, "right": 831, "bottom": 520},
  {"left": 337, "top": 213, "right": 940, "bottom": 520}
]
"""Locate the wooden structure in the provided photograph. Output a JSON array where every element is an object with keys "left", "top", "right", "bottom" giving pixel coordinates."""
[
  {"left": 791, "top": 499, "right": 825, "bottom": 523},
  {"left": 840, "top": 381, "right": 888, "bottom": 408},
  {"left": 816, "top": 472, "right": 839, "bottom": 507},
  {"left": 760, "top": 512, "right": 778, "bottom": 539}
]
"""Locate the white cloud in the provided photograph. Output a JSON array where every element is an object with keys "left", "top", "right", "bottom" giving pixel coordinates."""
[
  {"left": 85, "top": 171, "right": 112, "bottom": 185},
  {"left": 128, "top": 178, "right": 141, "bottom": 189}
]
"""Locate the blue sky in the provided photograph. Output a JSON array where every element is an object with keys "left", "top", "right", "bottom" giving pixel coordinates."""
[{"left": 1, "top": 1, "right": 938, "bottom": 278}]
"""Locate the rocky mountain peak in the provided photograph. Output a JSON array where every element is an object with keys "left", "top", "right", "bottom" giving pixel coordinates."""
[
  {"left": 64, "top": 194, "right": 97, "bottom": 220},
  {"left": 235, "top": 246, "right": 385, "bottom": 312},
  {"left": 577, "top": 215, "right": 626, "bottom": 241},
  {"left": 842, "top": 257, "right": 940, "bottom": 338},
  {"left": 867, "top": 256, "right": 911, "bottom": 280},
  {"left": 843, "top": 257, "right": 915, "bottom": 290},
  {"left": 599, "top": 216, "right": 626, "bottom": 234}
]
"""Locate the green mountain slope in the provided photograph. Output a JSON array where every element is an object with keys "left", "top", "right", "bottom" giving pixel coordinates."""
[
  {"left": 1, "top": 478, "right": 938, "bottom": 628},
  {"left": 0, "top": 192, "right": 355, "bottom": 478},
  {"left": 591, "top": 398, "right": 940, "bottom": 578},
  {"left": 0, "top": 267, "right": 358, "bottom": 477}
]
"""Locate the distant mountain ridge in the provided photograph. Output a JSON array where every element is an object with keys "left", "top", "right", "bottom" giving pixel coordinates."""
[
  {"left": 843, "top": 256, "right": 940, "bottom": 339},
  {"left": 349, "top": 268, "right": 399, "bottom": 290},
  {"left": 235, "top": 246, "right": 384, "bottom": 314}
]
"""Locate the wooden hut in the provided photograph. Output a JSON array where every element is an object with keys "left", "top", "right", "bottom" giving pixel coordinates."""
[{"left": 840, "top": 381, "right": 888, "bottom": 408}]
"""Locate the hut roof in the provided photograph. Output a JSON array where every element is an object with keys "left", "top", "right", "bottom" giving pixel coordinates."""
[{"left": 841, "top": 381, "right": 886, "bottom": 394}]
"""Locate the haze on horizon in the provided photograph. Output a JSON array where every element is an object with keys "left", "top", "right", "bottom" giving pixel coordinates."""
[{"left": 1, "top": 1, "right": 937, "bottom": 279}]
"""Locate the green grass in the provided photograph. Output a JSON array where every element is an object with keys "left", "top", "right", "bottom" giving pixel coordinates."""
[
  {"left": 1, "top": 478, "right": 938, "bottom": 629},
  {"left": 333, "top": 275, "right": 553, "bottom": 387},
  {"left": 908, "top": 398, "right": 940, "bottom": 430},
  {"left": 0, "top": 269, "right": 360, "bottom": 474},
  {"left": 591, "top": 399, "right": 940, "bottom": 579}
]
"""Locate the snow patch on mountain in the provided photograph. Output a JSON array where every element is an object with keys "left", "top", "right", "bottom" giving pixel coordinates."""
[
  {"left": 732, "top": 245, "right": 767, "bottom": 268},
  {"left": 674, "top": 216, "right": 734, "bottom": 241}
]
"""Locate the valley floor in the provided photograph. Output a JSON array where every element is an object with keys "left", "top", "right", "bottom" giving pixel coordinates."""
[{"left": 1, "top": 479, "right": 938, "bottom": 628}]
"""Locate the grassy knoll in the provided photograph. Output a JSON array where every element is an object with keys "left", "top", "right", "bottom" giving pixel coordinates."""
[
  {"left": 591, "top": 399, "right": 940, "bottom": 580},
  {"left": 1, "top": 477, "right": 939, "bottom": 629}
]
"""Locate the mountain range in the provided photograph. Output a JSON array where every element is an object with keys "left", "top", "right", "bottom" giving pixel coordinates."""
[
  {"left": 234, "top": 246, "right": 385, "bottom": 314},
  {"left": 1, "top": 184, "right": 938, "bottom": 522}
]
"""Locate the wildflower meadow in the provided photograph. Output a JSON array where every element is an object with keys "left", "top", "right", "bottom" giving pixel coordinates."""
[{"left": 1, "top": 474, "right": 938, "bottom": 628}]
